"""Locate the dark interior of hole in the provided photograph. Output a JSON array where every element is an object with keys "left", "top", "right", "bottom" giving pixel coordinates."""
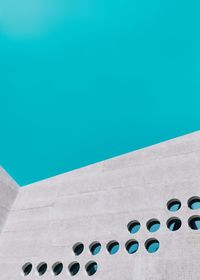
[
  {"left": 91, "top": 243, "right": 100, "bottom": 253},
  {"left": 128, "top": 222, "right": 140, "bottom": 231},
  {"left": 38, "top": 264, "right": 47, "bottom": 275},
  {"left": 54, "top": 263, "right": 63, "bottom": 275},
  {"left": 74, "top": 244, "right": 84, "bottom": 255},
  {"left": 146, "top": 239, "right": 159, "bottom": 252},
  {"left": 24, "top": 264, "right": 32, "bottom": 275},
  {"left": 168, "top": 200, "right": 181, "bottom": 211},
  {"left": 70, "top": 263, "right": 80, "bottom": 276},
  {"left": 148, "top": 220, "right": 158, "bottom": 229},
  {"left": 108, "top": 242, "right": 118, "bottom": 251},
  {"left": 168, "top": 219, "right": 181, "bottom": 230},
  {"left": 189, "top": 217, "right": 200, "bottom": 229},
  {"left": 146, "top": 240, "right": 155, "bottom": 250},
  {"left": 126, "top": 241, "right": 137, "bottom": 251},
  {"left": 87, "top": 262, "right": 97, "bottom": 276},
  {"left": 189, "top": 199, "right": 200, "bottom": 208}
]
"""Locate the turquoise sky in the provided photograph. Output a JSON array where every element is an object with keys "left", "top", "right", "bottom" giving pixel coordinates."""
[{"left": 0, "top": 0, "right": 200, "bottom": 186}]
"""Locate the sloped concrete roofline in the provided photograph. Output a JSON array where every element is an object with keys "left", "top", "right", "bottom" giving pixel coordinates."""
[{"left": 23, "top": 129, "right": 200, "bottom": 188}]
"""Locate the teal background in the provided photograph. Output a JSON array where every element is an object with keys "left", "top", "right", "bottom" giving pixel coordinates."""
[{"left": 0, "top": 0, "right": 199, "bottom": 186}]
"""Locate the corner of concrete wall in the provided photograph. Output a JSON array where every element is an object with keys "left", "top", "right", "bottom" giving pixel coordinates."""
[{"left": 0, "top": 166, "right": 19, "bottom": 233}]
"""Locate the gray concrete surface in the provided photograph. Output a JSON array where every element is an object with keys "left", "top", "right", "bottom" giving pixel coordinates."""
[
  {"left": 1, "top": 131, "right": 200, "bottom": 279},
  {"left": 0, "top": 167, "right": 19, "bottom": 233}
]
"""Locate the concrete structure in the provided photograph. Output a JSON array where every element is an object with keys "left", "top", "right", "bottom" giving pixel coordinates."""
[{"left": 1, "top": 131, "right": 200, "bottom": 279}]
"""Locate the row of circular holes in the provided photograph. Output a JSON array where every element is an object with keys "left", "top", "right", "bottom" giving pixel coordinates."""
[
  {"left": 22, "top": 238, "right": 160, "bottom": 277},
  {"left": 22, "top": 261, "right": 97, "bottom": 277},
  {"left": 73, "top": 238, "right": 159, "bottom": 257},
  {"left": 167, "top": 197, "right": 200, "bottom": 212},
  {"left": 127, "top": 215, "right": 200, "bottom": 234}
]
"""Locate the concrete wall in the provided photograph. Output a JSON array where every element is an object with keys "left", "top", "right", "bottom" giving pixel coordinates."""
[
  {"left": 0, "top": 167, "right": 19, "bottom": 233},
  {"left": 0, "top": 131, "right": 200, "bottom": 279}
]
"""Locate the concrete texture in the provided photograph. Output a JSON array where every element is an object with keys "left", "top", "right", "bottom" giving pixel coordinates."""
[
  {"left": 0, "top": 167, "right": 19, "bottom": 233},
  {"left": 1, "top": 131, "right": 200, "bottom": 279}
]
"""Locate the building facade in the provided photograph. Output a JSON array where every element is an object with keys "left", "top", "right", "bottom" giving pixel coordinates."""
[{"left": 1, "top": 131, "right": 200, "bottom": 279}]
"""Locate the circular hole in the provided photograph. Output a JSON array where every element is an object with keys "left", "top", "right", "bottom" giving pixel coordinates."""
[
  {"left": 73, "top": 242, "right": 84, "bottom": 256},
  {"left": 146, "top": 219, "right": 160, "bottom": 232},
  {"left": 85, "top": 261, "right": 98, "bottom": 276},
  {"left": 107, "top": 241, "right": 120, "bottom": 255},
  {"left": 125, "top": 239, "right": 139, "bottom": 254},
  {"left": 68, "top": 262, "right": 80, "bottom": 276},
  {"left": 188, "top": 197, "right": 200, "bottom": 210},
  {"left": 37, "top": 262, "right": 47, "bottom": 276},
  {"left": 188, "top": 215, "right": 200, "bottom": 230},
  {"left": 167, "top": 199, "right": 181, "bottom": 212},
  {"left": 89, "top": 242, "right": 101, "bottom": 256},
  {"left": 145, "top": 238, "right": 160, "bottom": 253},
  {"left": 167, "top": 217, "right": 182, "bottom": 231},
  {"left": 52, "top": 262, "right": 63, "bottom": 276},
  {"left": 127, "top": 220, "right": 141, "bottom": 234},
  {"left": 22, "top": 263, "right": 32, "bottom": 276}
]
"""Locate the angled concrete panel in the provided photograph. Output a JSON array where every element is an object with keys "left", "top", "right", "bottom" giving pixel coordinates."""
[{"left": 0, "top": 167, "right": 19, "bottom": 232}]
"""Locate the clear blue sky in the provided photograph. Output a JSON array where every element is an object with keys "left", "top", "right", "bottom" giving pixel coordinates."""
[{"left": 0, "top": 0, "right": 199, "bottom": 186}]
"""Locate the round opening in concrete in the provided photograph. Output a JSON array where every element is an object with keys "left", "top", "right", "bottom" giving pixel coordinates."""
[
  {"left": 145, "top": 238, "right": 160, "bottom": 253},
  {"left": 188, "top": 215, "right": 200, "bottom": 230},
  {"left": 127, "top": 220, "right": 141, "bottom": 234},
  {"left": 89, "top": 242, "right": 101, "bottom": 255},
  {"left": 125, "top": 239, "right": 139, "bottom": 254},
  {"left": 188, "top": 197, "right": 200, "bottom": 210},
  {"left": 73, "top": 242, "right": 84, "bottom": 256},
  {"left": 52, "top": 262, "right": 63, "bottom": 276},
  {"left": 85, "top": 261, "right": 98, "bottom": 276},
  {"left": 22, "top": 263, "right": 32, "bottom": 276},
  {"left": 107, "top": 240, "right": 120, "bottom": 255},
  {"left": 37, "top": 262, "right": 47, "bottom": 276},
  {"left": 146, "top": 219, "right": 160, "bottom": 232},
  {"left": 167, "top": 217, "right": 182, "bottom": 231},
  {"left": 68, "top": 262, "right": 80, "bottom": 276},
  {"left": 167, "top": 199, "right": 181, "bottom": 212}
]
